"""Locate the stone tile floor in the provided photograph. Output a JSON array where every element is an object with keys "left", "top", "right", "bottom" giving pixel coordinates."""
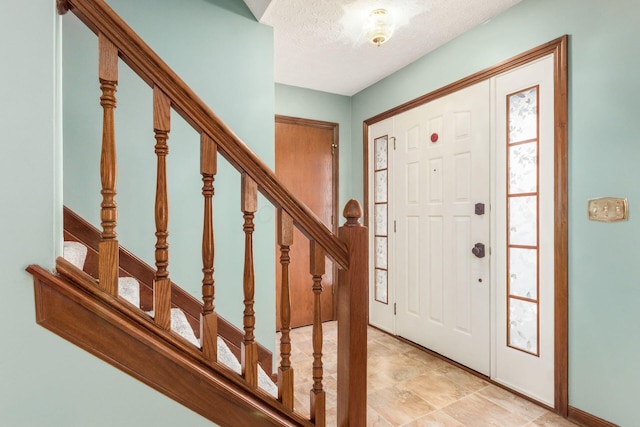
[{"left": 276, "top": 321, "right": 577, "bottom": 427}]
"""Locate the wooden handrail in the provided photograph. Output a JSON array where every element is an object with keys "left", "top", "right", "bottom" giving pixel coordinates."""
[{"left": 60, "top": 0, "right": 349, "bottom": 270}]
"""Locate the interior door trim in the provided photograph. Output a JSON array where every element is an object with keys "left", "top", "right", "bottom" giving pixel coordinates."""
[{"left": 362, "top": 35, "right": 568, "bottom": 415}]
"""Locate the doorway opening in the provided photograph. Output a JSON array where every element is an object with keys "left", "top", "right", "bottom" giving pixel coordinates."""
[{"left": 275, "top": 115, "right": 340, "bottom": 329}]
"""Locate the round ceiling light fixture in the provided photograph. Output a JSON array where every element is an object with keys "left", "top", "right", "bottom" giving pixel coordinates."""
[{"left": 365, "top": 9, "right": 394, "bottom": 46}]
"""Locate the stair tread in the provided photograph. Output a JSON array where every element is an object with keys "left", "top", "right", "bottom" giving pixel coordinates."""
[{"left": 63, "top": 241, "right": 87, "bottom": 270}]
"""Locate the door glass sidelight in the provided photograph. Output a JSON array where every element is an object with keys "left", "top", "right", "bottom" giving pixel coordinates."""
[
  {"left": 374, "top": 135, "right": 389, "bottom": 304},
  {"left": 506, "top": 86, "right": 540, "bottom": 356}
]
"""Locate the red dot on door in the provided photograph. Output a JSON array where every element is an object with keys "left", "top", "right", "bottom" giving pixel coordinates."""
[{"left": 431, "top": 133, "right": 438, "bottom": 143}]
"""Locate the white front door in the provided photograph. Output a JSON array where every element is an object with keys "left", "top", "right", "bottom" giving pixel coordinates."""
[
  {"left": 393, "top": 81, "right": 491, "bottom": 375},
  {"left": 367, "top": 54, "right": 557, "bottom": 405}
]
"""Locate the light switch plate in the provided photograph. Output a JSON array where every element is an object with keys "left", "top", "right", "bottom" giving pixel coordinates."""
[{"left": 587, "top": 197, "right": 628, "bottom": 222}]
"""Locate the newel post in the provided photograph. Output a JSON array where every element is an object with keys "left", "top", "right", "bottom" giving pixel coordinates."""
[{"left": 336, "top": 199, "right": 368, "bottom": 427}]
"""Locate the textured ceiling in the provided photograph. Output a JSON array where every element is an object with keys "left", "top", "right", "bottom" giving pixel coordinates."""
[{"left": 243, "top": 0, "right": 523, "bottom": 96}]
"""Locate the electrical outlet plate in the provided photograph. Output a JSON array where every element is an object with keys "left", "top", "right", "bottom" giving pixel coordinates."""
[{"left": 587, "top": 197, "right": 628, "bottom": 222}]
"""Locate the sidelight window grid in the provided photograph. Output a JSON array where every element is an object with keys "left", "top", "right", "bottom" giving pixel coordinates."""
[
  {"left": 373, "top": 135, "right": 389, "bottom": 304},
  {"left": 506, "top": 86, "right": 540, "bottom": 356}
]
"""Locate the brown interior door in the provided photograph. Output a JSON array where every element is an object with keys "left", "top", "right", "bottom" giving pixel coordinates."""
[{"left": 275, "top": 115, "right": 338, "bottom": 329}]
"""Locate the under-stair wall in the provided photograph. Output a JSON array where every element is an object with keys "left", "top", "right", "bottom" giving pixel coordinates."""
[
  {"left": 63, "top": 0, "right": 278, "bottom": 352},
  {"left": 2, "top": 2, "right": 224, "bottom": 426}
]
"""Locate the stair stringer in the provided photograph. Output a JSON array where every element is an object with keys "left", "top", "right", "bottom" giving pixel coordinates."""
[{"left": 27, "top": 262, "right": 311, "bottom": 427}]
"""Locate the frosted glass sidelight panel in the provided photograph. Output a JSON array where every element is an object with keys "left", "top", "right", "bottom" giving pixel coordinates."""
[
  {"left": 509, "top": 196, "right": 537, "bottom": 246},
  {"left": 375, "top": 269, "right": 388, "bottom": 304},
  {"left": 509, "top": 248, "right": 538, "bottom": 299},
  {"left": 374, "top": 170, "right": 387, "bottom": 203},
  {"left": 374, "top": 136, "right": 387, "bottom": 170},
  {"left": 374, "top": 204, "right": 387, "bottom": 235},
  {"left": 509, "top": 87, "right": 538, "bottom": 143},
  {"left": 509, "top": 298, "right": 538, "bottom": 354},
  {"left": 509, "top": 142, "right": 537, "bottom": 194},
  {"left": 375, "top": 236, "right": 387, "bottom": 269}
]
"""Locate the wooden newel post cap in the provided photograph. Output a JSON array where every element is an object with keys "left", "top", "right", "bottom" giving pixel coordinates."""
[{"left": 342, "top": 199, "right": 363, "bottom": 227}]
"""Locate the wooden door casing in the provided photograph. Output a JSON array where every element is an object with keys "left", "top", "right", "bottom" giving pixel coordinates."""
[
  {"left": 275, "top": 115, "right": 339, "bottom": 329},
  {"left": 364, "top": 37, "right": 568, "bottom": 413}
]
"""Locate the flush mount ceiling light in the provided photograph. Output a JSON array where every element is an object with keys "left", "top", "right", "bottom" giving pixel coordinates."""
[{"left": 365, "top": 9, "right": 394, "bottom": 46}]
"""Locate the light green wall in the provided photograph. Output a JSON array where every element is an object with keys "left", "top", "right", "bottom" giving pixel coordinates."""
[
  {"left": 351, "top": 0, "right": 640, "bottom": 425},
  {"left": 275, "top": 84, "right": 354, "bottom": 209},
  {"left": 1, "top": 1, "right": 214, "bottom": 426},
  {"left": 63, "top": 0, "right": 276, "bottom": 368}
]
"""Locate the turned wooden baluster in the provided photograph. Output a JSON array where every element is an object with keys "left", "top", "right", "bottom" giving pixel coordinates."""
[
  {"left": 153, "top": 86, "right": 171, "bottom": 330},
  {"left": 98, "top": 33, "right": 119, "bottom": 296},
  {"left": 310, "top": 241, "right": 326, "bottom": 427},
  {"left": 241, "top": 173, "right": 258, "bottom": 387},
  {"left": 277, "top": 209, "right": 294, "bottom": 409},
  {"left": 201, "top": 134, "right": 218, "bottom": 360},
  {"left": 337, "top": 200, "right": 368, "bottom": 426}
]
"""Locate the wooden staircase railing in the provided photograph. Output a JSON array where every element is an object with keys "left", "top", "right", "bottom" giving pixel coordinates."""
[
  {"left": 60, "top": 205, "right": 275, "bottom": 373},
  {"left": 53, "top": 0, "right": 368, "bottom": 426}
]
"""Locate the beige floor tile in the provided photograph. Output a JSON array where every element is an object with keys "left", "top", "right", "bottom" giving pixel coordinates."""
[
  {"left": 368, "top": 360, "right": 396, "bottom": 392},
  {"left": 442, "top": 394, "right": 529, "bottom": 427},
  {"left": 289, "top": 324, "right": 313, "bottom": 342},
  {"left": 404, "top": 348, "right": 451, "bottom": 372},
  {"left": 434, "top": 365, "right": 489, "bottom": 392},
  {"left": 528, "top": 412, "right": 579, "bottom": 426},
  {"left": 369, "top": 385, "right": 436, "bottom": 426},
  {"left": 367, "top": 405, "right": 395, "bottom": 426},
  {"left": 376, "top": 334, "right": 417, "bottom": 354},
  {"left": 403, "top": 371, "right": 473, "bottom": 409},
  {"left": 289, "top": 339, "right": 313, "bottom": 360},
  {"left": 401, "top": 410, "right": 465, "bottom": 427},
  {"left": 478, "top": 384, "right": 548, "bottom": 421},
  {"left": 323, "top": 374, "right": 338, "bottom": 408},
  {"left": 322, "top": 320, "right": 338, "bottom": 334},
  {"left": 368, "top": 326, "right": 391, "bottom": 341},
  {"left": 369, "top": 340, "right": 397, "bottom": 358},
  {"left": 369, "top": 352, "right": 429, "bottom": 383}
]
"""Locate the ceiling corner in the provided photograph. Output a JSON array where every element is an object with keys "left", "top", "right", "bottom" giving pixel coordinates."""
[{"left": 242, "top": 0, "right": 273, "bottom": 22}]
